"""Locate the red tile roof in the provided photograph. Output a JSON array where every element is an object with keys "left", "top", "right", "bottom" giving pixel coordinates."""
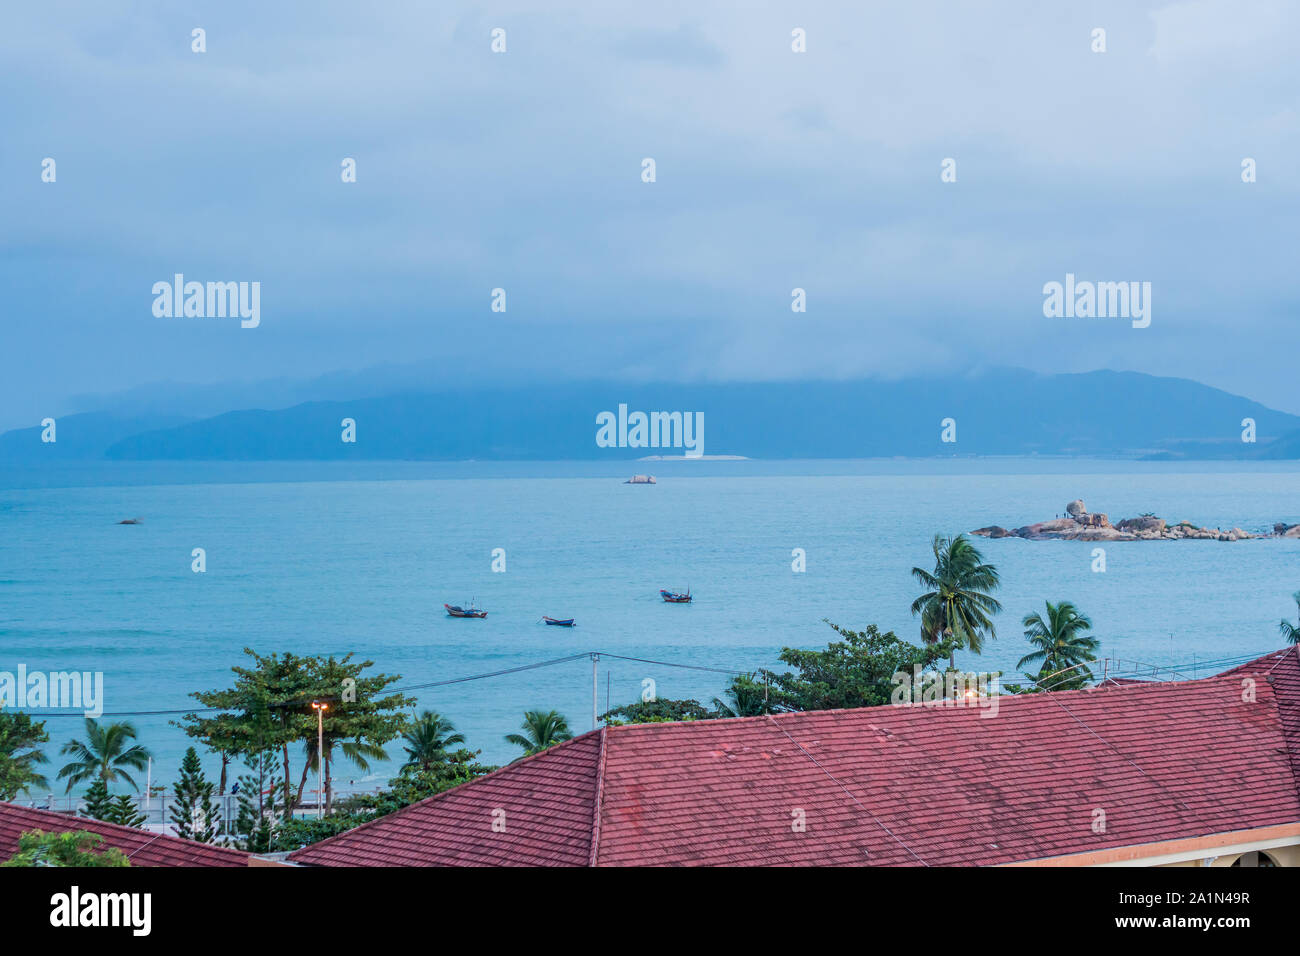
[
  {"left": 1220, "top": 647, "right": 1300, "bottom": 786},
  {"left": 291, "top": 731, "right": 604, "bottom": 867},
  {"left": 289, "top": 648, "right": 1300, "bottom": 867},
  {"left": 0, "top": 803, "right": 253, "bottom": 867}
]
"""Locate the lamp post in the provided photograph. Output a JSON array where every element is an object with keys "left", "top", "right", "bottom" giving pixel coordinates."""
[{"left": 310, "top": 702, "right": 328, "bottom": 819}]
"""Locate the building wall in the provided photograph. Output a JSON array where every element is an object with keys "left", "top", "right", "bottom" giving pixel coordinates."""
[{"left": 1154, "top": 840, "right": 1300, "bottom": 867}]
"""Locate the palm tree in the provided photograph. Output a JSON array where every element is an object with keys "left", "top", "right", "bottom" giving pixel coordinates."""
[
  {"left": 1018, "top": 600, "right": 1101, "bottom": 688},
  {"left": 911, "top": 533, "right": 1003, "bottom": 666},
  {"left": 1279, "top": 591, "right": 1300, "bottom": 646},
  {"left": 504, "top": 710, "right": 572, "bottom": 759},
  {"left": 303, "top": 736, "right": 388, "bottom": 814},
  {"left": 711, "top": 674, "right": 770, "bottom": 717},
  {"left": 56, "top": 719, "right": 152, "bottom": 793},
  {"left": 401, "top": 710, "right": 466, "bottom": 772}
]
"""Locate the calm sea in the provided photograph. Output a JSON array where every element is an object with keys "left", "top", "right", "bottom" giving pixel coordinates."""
[{"left": 2, "top": 458, "right": 1298, "bottom": 792}]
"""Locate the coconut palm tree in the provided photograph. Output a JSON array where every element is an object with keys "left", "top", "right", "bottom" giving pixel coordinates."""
[
  {"left": 401, "top": 710, "right": 466, "bottom": 772},
  {"left": 303, "top": 736, "right": 389, "bottom": 814},
  {"left": 911, "top": 533, "right": 1003, "bottom": 666},
  {"left": 1279, "top": 592, "right": 1300, "bottom": 646},
  {"left": 56, "top": 719, "right": 152, "bottom": 793},
  {"left": 504, "top": 710, "right": 572, "bottom": 759},
  {"left": 1018, "top": 600, "right": 1101, "bottom": 688},
  {"left": 711, "top": 674, "right": 770, "bottom": 717}
]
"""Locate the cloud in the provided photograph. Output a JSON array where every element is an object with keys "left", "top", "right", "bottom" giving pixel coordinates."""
[{"left": 0, "top": 0, "right": 1296, "bottom": 428}]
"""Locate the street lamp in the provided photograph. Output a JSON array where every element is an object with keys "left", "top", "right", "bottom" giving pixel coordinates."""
[{"left": 310, "top": 702, "right": 328, "bottom": 819}]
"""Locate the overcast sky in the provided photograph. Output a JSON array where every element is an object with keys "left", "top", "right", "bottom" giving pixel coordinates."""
[{"left": 2, "top": 0, "right": 1296, "bottom": 430}]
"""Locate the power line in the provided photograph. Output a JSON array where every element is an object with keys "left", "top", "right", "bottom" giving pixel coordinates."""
[
  {"left": 0, "top": 649, "right": 763, "bottom": 719},
  {"left": 5, "top": 646, "right": 1286, "bottom": 719}
]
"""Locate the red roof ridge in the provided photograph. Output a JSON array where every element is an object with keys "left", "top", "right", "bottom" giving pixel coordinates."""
[
  {"left": 599, "top": 665, "right": 1266, "bottom": 730},
  {"left": 0, "top": 801, "right": 251, "bottom": 867},
  {"left": 284, "top": 729, "right": 603, "bottom": 858},
  {"left": 587, "top": 727, "right": 609, "bottom": 866},
  {"left": 1218, "top": 645, "right": 1298, "bottom": 679}
]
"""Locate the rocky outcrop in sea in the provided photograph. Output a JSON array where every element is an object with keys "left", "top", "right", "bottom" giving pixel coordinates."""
[{"left": 973, "top": 499, "right": 1300, "bottom": 542}]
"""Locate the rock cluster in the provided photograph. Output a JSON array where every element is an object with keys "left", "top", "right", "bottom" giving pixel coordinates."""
[{"left": 972, "top": 500, "right": 1275, "bottom": 542}]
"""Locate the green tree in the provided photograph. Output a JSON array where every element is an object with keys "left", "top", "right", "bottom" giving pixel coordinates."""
[
  {"left": 2, "top": 830, "right": 130, "bottom": 867},
  {"left": 106, "top": 794, "right": 146, "bottom": 828},
  {"left": 180, "top": 649, "right": 317, "bottom": 813},
  {"left": 0, "top": 708, "right": 49, "bottom": 800},
  {"left": 170, "top": 747, "right": 218, "bottom": 843},
  {"left": 401, "top": 710, "right": 466, "bottom": 772},
  {"left": 911, "top": 533, "right": 1003, "bottom": 666},
  {"left": 294, "top": 654, "right": 414, "bottom": 814},
  {"left": 79, "top": 779, "right": 146, "bottom": 827},
  {"left": 711, "top": 675, "right": 772, "bottom": 717},
  {"left": 600, "top": 698, "right": 713, "bottom": 724},
  {"left": 80, "top": 779, "right": 115, "bottom": 821},
  {"left": 182, "top": 649, "right": 413, "bottom": 815},
  {"left": 505, "top": 710, "right": 573, "bottom": 758},
  {"left": 1017, "top": 600, "right": 1101, "bottom": 689},
  {"left": 1279, "top": 591, "right": 1300, "bottom": 646},
  {"left": 56, "top": 719, "right": 152, "bottom": 793},
  {"left": 233, "top": 750, "right": 282, "bottom": 854},
  {"left": 750, "top": 621, "right": 957, "bottom": 713}
]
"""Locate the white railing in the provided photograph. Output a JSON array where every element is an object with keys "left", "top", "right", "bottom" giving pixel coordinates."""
[{"left": 18, "top": 784, "right": 387, "bottom": 839}]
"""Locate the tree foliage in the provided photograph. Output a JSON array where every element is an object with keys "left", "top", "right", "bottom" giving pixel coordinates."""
[
  {"left": 79, "top": 778, "right": 146, "bottom": 827},
  {"left": 0, "top": 708, "right": 49, "bottom": 801},
  {"left": 733, "top": 621, "right": 957, "bottom": 713},
  {"left": 2, "top": 830, "right": 130, "bottom": 868},
  {"left": 233, "top": 749, "right": 283, "bottom": 854},
  {"left": 599, "top": 698, "right": 713, "bottom": 724},
  {"left": 170, "top": 747, "right": 218, "bottom": 843},
  {"left": 911, "top": 533, "right": 1003, "bottom": 661},
  {"left": 504, "top": 710, "right": 573, "bottom": 758},
  {"left": 1280, "top": 591, "right": 1300, "bottom": 646},
  {"left": 56, "top": 718, "right": 152, "bottom": 793},
  {"left": 179, "top": 648, "right": 414, "bottom": 813},
  {"left": 401, "top": 710, "right": 467, "bottom": 772},
  {"left": 1017, "top": 600, "right": 1100, "bottom": 690}
]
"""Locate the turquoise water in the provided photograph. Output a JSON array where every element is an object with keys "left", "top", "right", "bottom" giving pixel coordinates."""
[{"left": 2, "top": 459, "right": 1298, "bottom": 791}]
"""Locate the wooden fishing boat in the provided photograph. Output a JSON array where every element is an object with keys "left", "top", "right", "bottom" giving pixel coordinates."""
[
  {"left": 542, "top": 616, "right": 575, "bottom": 627},
  {"left": 445, "top": 603, "right": 487, "bottom": 618},
  {"left": 660, "top": 589, "right": 692, "bottom": 603}
]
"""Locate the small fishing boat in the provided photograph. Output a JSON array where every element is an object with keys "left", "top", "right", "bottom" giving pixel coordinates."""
[
  {"left": 660, "top": 588, "right": 692, "bottom": 603},
  {"left": 445, "top": 603, "right": 487, "bottom": 619},
  {"left": 542, "top": 616, "right": 575, "bottom": 627},
  {"left": 625, "top": 474, "right": 656, "bottom": 484}
]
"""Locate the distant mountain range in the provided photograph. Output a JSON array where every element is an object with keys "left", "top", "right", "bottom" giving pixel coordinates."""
[{"left": 2, "top": 370, "right": 1297, "bottom": 461}]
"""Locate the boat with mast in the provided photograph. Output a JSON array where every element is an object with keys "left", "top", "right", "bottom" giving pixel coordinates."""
[{"left": 445, "top": 602, "right": 487, "bottom": 618}]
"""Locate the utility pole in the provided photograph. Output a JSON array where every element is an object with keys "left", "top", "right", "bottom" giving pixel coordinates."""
[
  {"left": 311, "top": 702, "right": 328, "bottom": 819},
  {"left": 591, "top": 653, "right": 599, "bottom": 731}
]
